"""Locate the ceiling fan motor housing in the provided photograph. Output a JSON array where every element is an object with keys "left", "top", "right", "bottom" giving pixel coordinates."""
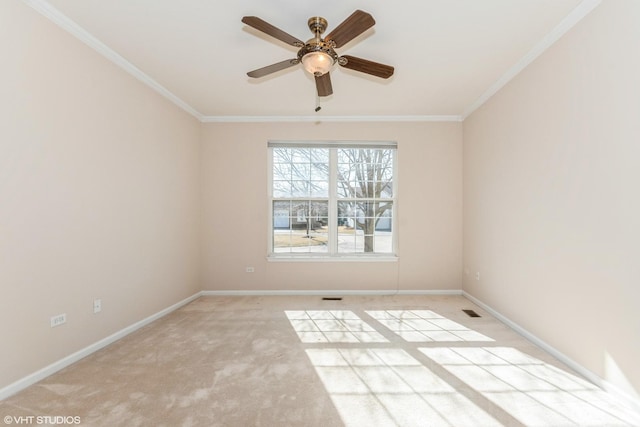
[{"left": 296, "top": 16, "right": 339, "bottom": 76}]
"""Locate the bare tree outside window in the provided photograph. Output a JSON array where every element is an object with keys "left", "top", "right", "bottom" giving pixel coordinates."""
[
  {"left": 271, "top": 144, "right": 395, "bottom": 255},
  {"left": 337, "top": 148, "right": 393, "bottom": 253}
]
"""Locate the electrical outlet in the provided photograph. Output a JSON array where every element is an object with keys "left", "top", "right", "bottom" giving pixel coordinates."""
[
  {"left": 93, "top": 298, "right": 102, "bottom": 314},
  {"left": 245, "top": 267, "right": 255, "bottom": 273},
  {"left": 50, "top": 313, "right": 67, "bottom": 328}
]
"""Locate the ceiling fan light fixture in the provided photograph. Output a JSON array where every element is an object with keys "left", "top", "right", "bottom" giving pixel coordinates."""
[
  {"left": 242, "top": 10, "right": 394, "bottom": 97},
  {"left": 302, "top": 51, "right": 334, "bottom": 76}
]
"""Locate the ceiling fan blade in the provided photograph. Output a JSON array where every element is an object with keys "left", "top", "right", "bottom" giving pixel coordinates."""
[
  {"left": 324, "top": 10, "right": 375, "bottom": 48},
  {"left": 315, "top": 73, "right": 333, "bottom": 97},
  {"left": 242, "top": 16, "right": 304, "bottom": 47},
  {"left": 340, "top": 55, "right": 394, "bottom": 79},
  {"left": 247, "top": 59, "right": 298, "bottom": 78}
]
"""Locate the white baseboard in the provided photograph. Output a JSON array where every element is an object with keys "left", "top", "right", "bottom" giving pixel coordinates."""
[
  {"left": 0, "top": 292, "right": 202, "bottom": 401},
  {"left": 462, "top": 291, "right": 640, "bottom": 417},
  {"left": 396, "top": 289, "right": 463, "bottom": 296},
  {"left": 0, "top": 289, "right": 460, "bottom": 400},
  {"left": 13, "top": 288, "right": 637, "bottom": 418},
  {"left": 201, "top": 289, "right": 463, "bottom": 297}
]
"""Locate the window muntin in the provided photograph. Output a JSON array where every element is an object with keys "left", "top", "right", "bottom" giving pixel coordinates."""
[
  {"left": 270, "top": 143, "right": 396, "bottom": 257},
  {"left": 272, "top": 148, "right": 329, "bottom": 198},
  {"left": 337, "top": 148, "right": 394, "bottom": 198},
  {"left": 272, "top": 200, "right": 329, "bottom": 253},
  {"left": 337, "top": 201, "right": 393, "bottom": 254}
]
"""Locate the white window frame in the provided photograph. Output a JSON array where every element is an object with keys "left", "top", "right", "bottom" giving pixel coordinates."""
[{"left": 267, "top": 141, "right": 398, "bottom": 261}]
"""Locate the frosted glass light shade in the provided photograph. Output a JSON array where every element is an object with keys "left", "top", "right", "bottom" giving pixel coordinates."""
[{"left": 302, "top": 51, "right": 334, "bottom": 76}]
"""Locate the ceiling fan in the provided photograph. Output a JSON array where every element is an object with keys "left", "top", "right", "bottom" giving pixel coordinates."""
[{"left": 241, "top": 10, "right": 394, "bottom": 97}]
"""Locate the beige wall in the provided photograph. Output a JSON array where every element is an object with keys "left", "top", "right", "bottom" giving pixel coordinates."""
[
  {"left": 463, "top": 0, "right": 640, "bottom": 399},
  {"left": 9, "top": 0, "right": 637, "bottom": 406},
  {"left": 201, "top": 121, "right": 463, "bottom": 292},
  {"left": 0, "top": 1, "right": 201, "bottom": 388}
]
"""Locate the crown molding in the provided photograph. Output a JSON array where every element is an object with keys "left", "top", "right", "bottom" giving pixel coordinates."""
[
  {"left": 23, "top": 0, "right": 456, "bottom": 125},
  {"left": 462, "top": 0, "right": 601, "bottom": 119},
  {"left": 23, "top": 0, "right": 600, "bottom": 124},
  {"left": 201, "top": 115, "right": 463, "bottom": 123},
  {"left": 21, "top": 0, "right": 205, "bottom": 121}
]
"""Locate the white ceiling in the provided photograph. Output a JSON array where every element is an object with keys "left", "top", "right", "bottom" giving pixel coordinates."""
[{"left": 32, "top": 0, "right": 598, "bottom": 120}]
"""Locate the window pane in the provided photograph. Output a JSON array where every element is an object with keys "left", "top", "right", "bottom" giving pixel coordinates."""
[
  {"left": 273, "top": 181, "right": 291, "bottom": 198},
  {"left": 311, "top": 149, "right": 329, "bottom": 163},
  {"left": 273, "top": 148, "right": 291, "bottom": 164},
  {"left": 271, "top": 146, "right": 394, "bottom": 256},
  {"left": 375, "top": 204, "right": 393, "bottom": 232},
  {"left": 338, "top": 226, "right": 358, "bottom": 253},
  {"left": 291, "top": 181, "right": 309, "bottom": 197},
  {"left": 311, "top": 163, "right": 328, "bottom": 180},
  {"left": 379, "top": 181, "right": 393, "bottom": 198},
  {"left": 273, "top": 148, "right": 329, "bottom": 199},
  {"left": 289, "top": 229, "right": 328, "bottom": 253},
  {"left": 310, "top": 181, "right": 328, "bottom": 198},
  {"left": 272, "top": 162, "right": 292, "bottom": 181},
  {"left": 337, "top": 201, "right": 392, "bottom": 253},
  {"left": 291, "top": 148, "right": 310, "bottom": 163},
  {"left": 337, "top": 148, "right": 394, "bottom": 200},
  {"left": 274, "top": 197, "right": 328, "bottom": 252},
  {"left": 291, "top": 163, "right": 310, "bottom": 179},
  {"left": 273, "top": 201, "right": 291, "bottom": 229},
  {"left": 309, "top": 200, "right": 329, "bottom": 218}
]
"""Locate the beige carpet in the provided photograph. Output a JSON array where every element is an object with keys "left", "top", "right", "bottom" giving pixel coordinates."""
[{"left": 1, "top": 295, "right": 638, "bottom": 426}]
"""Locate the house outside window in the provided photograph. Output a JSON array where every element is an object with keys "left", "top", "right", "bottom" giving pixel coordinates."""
[{"left": 269, "top": 141, "right": 397, "bottom": 258}]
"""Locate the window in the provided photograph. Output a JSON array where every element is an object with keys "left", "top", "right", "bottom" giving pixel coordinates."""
[{"left": 269, "top": 141, "right": 397, "bottom": 258}]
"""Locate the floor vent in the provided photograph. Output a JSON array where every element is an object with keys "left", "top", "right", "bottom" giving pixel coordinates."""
[
  {"left": 322, "top": 297, "right": 343, "bottom": 301},
  {"left": 462, "top": 309, "right": 481, "bottom": 317}
]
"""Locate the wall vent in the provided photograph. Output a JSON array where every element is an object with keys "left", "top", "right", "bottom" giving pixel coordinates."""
[{"left": 462, "top": 309, "right": 481, "bottom": 317}]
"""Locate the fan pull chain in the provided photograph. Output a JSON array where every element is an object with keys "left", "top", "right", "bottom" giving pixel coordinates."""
[{"left": 315, "top": 94, "right": 321, "bottom": 112}]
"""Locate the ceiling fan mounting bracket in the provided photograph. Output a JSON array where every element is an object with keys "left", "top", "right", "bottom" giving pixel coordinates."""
[{"left": 307, "top": 17, "right": 328, "bottom": 35}]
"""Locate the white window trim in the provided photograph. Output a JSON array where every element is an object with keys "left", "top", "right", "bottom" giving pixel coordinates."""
[
  {"left": 267, "top": 140, "right": 398, "bottom": 261},
  {"left": 266, "top": 255, "right": 398, "bottom": 262}
]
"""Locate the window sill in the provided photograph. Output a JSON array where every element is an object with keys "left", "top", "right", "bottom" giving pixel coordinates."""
[{"left": 267, "top": 255, "right": 398, "bottom": 263}]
